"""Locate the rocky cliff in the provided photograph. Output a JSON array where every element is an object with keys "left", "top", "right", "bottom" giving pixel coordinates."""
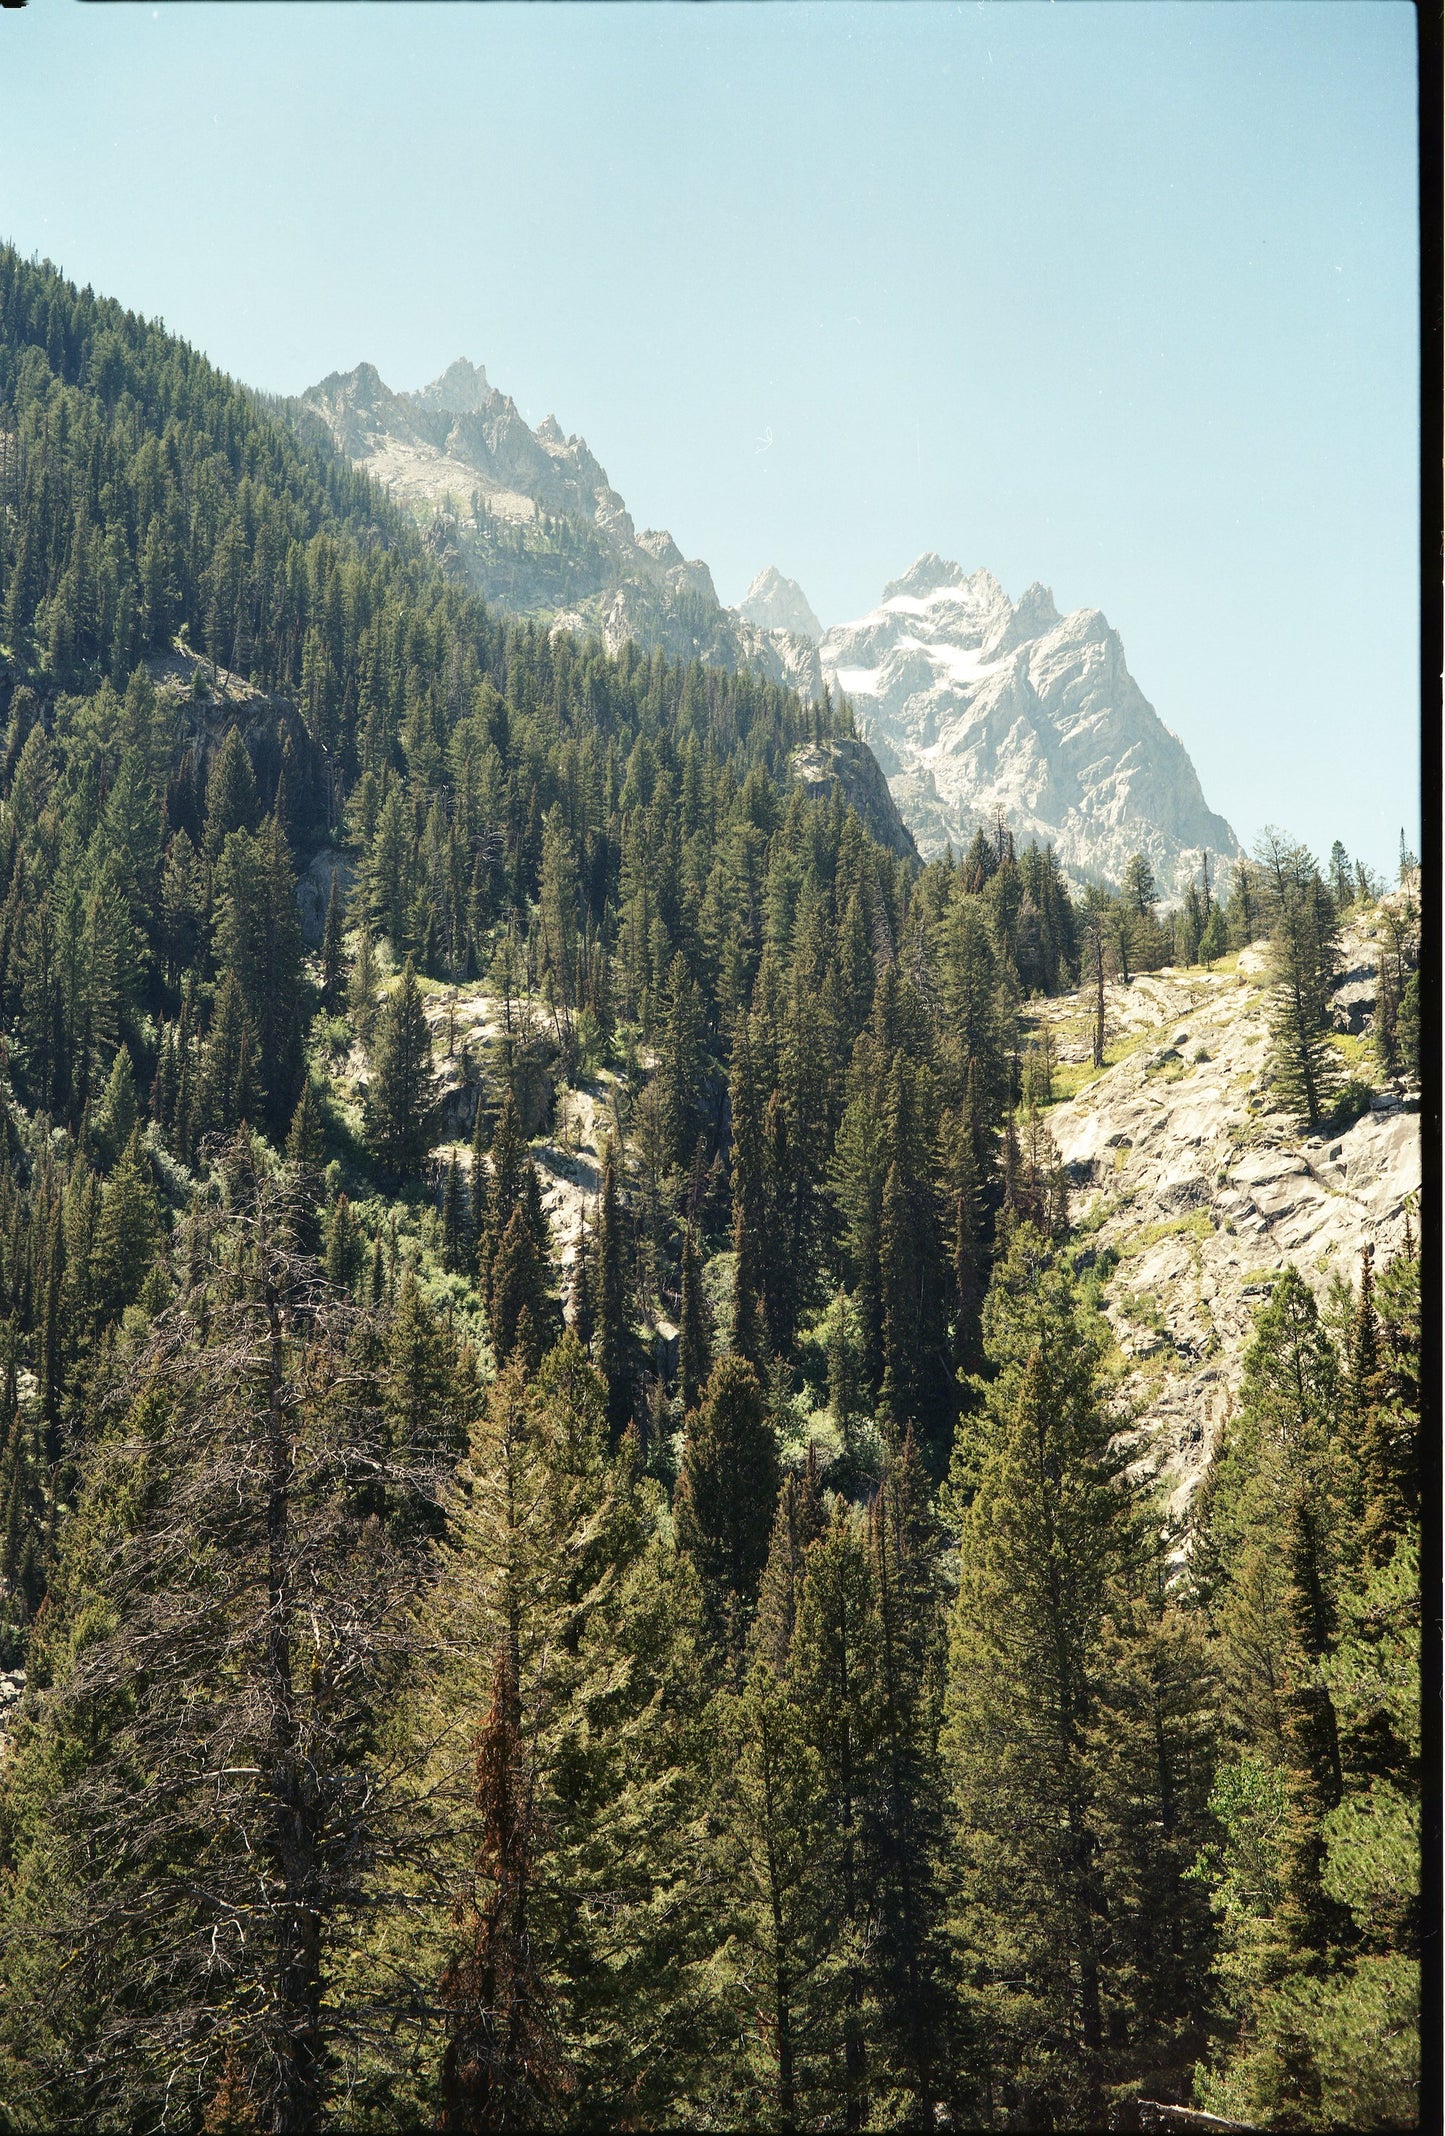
[
  {"left": 819, "top": 553, "right": 1238, "bottom": 893},
  {"left": 1033, "top": 903, "right": 1420, "bottom": 1532},
  {"left": 789, "top": 736, "right": 918, "bottom": 859},
  {"left": 294, "top": 363, "right": 823, "bottom": 697}
]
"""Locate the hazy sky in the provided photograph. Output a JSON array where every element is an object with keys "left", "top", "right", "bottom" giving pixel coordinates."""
[{"left": 1, "top": 1, "right": 1420, "bottom": 872}]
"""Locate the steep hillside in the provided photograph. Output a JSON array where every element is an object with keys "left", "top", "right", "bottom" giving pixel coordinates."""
[
  {"left": 0, "top": 248, "right": 1420, "bottom": 2134},
  {"left": 789, "top": 735, "right": 917, "bottom": 858},
  {"left": 296, "top": 360, "right": 823, "bottom": 696},
  {"left": 1032, "top": 902, "right": 1420, "bottom": 1527},
  {"left": 820, "top": 552, "right": 1239, "bottom": 890}
]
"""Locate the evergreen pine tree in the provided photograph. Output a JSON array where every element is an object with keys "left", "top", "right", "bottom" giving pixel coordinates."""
[
  {"left": 590, "top": 1142, "right": 634, "bottom": 1442},
  {"left": 678, "top": 1220, "right": 712, "bottom": 1411},
  {"left": 942, "top": 1238, "right": 1131, "bottom": 2125},
  {"left": 658, "top": 950, "right": 705, "bottom": 1170},
  {"left": 364, "top": 957, "right": 436, "bottom": 1186},
  {"left": 488, "top": 1207, "right": 548, "bottom": 1374},
  {"left": 93, "top": 1046, "right": 139, "bottom": 1168},
  {"left": 283, "top": 1080, "right": 326, "bottom": 1257},
  {"left": 1085, "top": 1548, "right": 1219, "bottom": 2104},
  {"left": 477, "top": 1087, "right": 526, "bottom": 1304},
  {"left": 728, "top": 1021, "right": 769, "bottom": 1367},
  {"left": 865, "top": 1433, "right": 951, "bottom": 2119},
  {"left": 1191, "top": 1260, "right": 1420, "bottom": 2130},
  {"left": 1256, "top": 830, "right": 1341, "bottom": 1130},
  {"left": 384, "top": 1268, "right": 467, "bottom": 1476},
  {"left": 325, "top": 1192, "right": 362, "bottom": 1294},
  {"left": 438, "top": 1648, "right": 565, "bottom": 2132},
  {"left": 202, "top": 727, "right": 259, "bottom": 862},
  {"left": 441, "top": 1151, "right": 465, "bottom": 1275},
  {"left": 320, "top": 866, "right": 346, "bottom": 1012},
  {"left": 349, "top": 926, "right": 381, "bottom": 1047},
  {"left": 194, "top": 969, "right": 261, "bottom": 1147},
  {"left": 789, "top": 1507, "right": 881, "bottom": 2131},
  {"left": 90, "top": 1127, "right": 163, "bottom": 1328},
  {"left": 432, "top": 1337, "right": 708, "bottom": 2125},
  {"left": 674, "top": 1355, "right": 779, "bottom": 1650},
  {"left": 712, "top": 1658, "right": 830, "bottom": 2128}
]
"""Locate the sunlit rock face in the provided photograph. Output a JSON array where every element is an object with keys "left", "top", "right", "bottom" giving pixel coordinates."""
[
  {"left": 820, "top": 552, "right": 1239, "bottom": 892},
  {"left": 297, "top": 363, "right": 822, "bottom": 698}
]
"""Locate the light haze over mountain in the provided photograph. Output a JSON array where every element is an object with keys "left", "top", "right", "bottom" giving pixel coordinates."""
[
  {"left": 300, "top": 355, "right": 1238, "bottom": 891},
  {"left": 817, "top": 555, "right": 1239, "bottom": 891},
  {"left": 0, "top": 2, "right": 1416, "bottom": 874},
  {"left": 298, "top": 360, "right": 824, "bottom": 701}
]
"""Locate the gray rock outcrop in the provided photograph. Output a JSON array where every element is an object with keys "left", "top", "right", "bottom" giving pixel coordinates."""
[
  {"left": 790, "top": 737, "right": 918, "bottom": 859},
  {"left": 1034, "top": 908, "right": 1420, "bottom": 1531},
  {"left": 294, "top": 363, "right": 823, "bottom": 700},
  {"left": 738, "top": 566, "right": 823, "bottom": 643}
]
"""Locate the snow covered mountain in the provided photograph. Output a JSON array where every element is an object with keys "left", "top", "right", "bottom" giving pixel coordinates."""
[
  {"left": 296, "top": 368, "right": 1231, "bottom": 894},
  {"left": 818, "top": 553, "right": 1239, "bottom": 892},
  {"left": 294, "top": 362, "right": 821, "bottom": 697}
]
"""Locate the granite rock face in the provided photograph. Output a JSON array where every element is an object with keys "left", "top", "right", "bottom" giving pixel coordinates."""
[
  {"left": 295, "top": 363, "right": 823, "bottom": 698},
  {"left": 1031, "top": 907, "right": 1420, "bottom": 1531},
  {"left": 738, "top": 565, "right": 823, "bottom": 643},
  {"left": 790, "top": 736, "right": 918, "bottom": 859},
  {"left": 819, "top": 553, "right": 1239, "bottom": 893}
]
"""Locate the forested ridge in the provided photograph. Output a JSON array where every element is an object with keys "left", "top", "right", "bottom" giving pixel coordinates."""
[{"left": 0, "top": 248, "right": 1421, "bottom": 2132}]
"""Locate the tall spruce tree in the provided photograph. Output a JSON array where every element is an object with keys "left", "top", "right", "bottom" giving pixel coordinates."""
[
  {"left": 320, "top": 865, "right": 347, "bottom": 1011},
  {"left": 589, "top": 1141, "right": 635, "bottom": 1443},
  {"left": 437, "top": 1647, "right": 565, "bottom": 2132},
  {"left": 674, "top": 1355, "right": 780, "bottom": 1651},
  {"left": 942, "top": 1228, "right": 1134, "bottom": 2125},
  {"left": 678, "top": 1220, "right": 712, "bottom": 1412},
  {"left": 364, "top": 956, "right": 437, "bottom": 1186},
  {"left": 1255, "top": 830, "right": 1341, "bottom": 1130},
  {"left": 430, "top": 1338, "right": 710, "bottom": 2127}
]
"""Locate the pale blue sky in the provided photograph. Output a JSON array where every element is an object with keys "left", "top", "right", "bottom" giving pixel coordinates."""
[{"left": 0, "top": 1, "right": 1420, "bottom": 872}]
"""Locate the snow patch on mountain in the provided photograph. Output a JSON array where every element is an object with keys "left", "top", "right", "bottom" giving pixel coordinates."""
[{"left": 819, "top": 554, "right": 1238, "bottom": 894}]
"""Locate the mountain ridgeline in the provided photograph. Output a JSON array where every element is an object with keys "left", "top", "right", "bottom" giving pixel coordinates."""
[
  {"left": 296, "top": 357, "right": 825, "bottom": 701},
  {"left": 0, "top": 246, "right": 1421, "bottom": 2134},
  {"left": 296, "top": 357, "right": 1241, "bottom": 899}
]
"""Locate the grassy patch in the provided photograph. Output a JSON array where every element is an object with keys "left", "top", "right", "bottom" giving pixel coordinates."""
[
  {"left": 1071, "top": 1192, "right": 1119, "bottom": 1237},
  {"left": 1116, "top": 1287, "right": 1166, "bottom": 1333},
  {"left": 1118, "top": 1210, "right": 1214, "bottom": 1259},
  {"left": 1329, "top": 1030, "right": 1380, "bottom": 1075},
  {"left": 1035, "top": 1021, "right": 1158, "bottom": 1107}
]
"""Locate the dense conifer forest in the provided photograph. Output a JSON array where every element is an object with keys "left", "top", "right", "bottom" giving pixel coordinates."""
[{"left": 0, "top": 248, "right": 1421, "bottom": 2132}]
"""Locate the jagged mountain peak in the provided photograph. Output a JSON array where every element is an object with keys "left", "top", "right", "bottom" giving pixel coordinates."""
[
  {"left": 980, "top": 579, "right": 1063, "bottom": 661},
  {"left": 737, "top": 566, "right": 822, "bottom": 643},
  {"left": 412, "top": 357, "right": 491, "bottom": 414},
  {"left": 821, "top": 561, "right": 1238, "bottom": 892},
  {"left": 881, "top": 551, "right": 967, "bottom": 600},
  {"left": 872, "top": 558, "right": 1013, "bottom": 645},
  {"left": 293, "top": 360, "right": 826, "bottom": 704}
]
